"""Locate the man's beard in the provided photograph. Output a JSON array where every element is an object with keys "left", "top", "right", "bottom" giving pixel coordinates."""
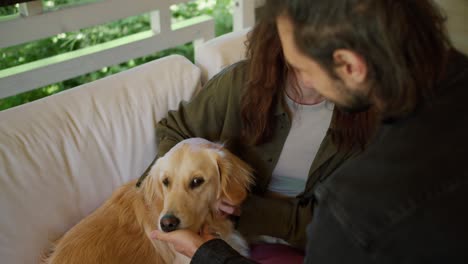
[{"left": 334, "top": 79, "right": 372, "bottom": 114}]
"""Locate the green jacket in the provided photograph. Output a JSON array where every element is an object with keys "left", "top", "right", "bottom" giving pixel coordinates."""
[{"left": 153, "top": 61, "right": 359, "bottom": 248}]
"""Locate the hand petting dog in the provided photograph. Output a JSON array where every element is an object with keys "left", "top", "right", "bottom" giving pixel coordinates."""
[
  {"left": 151, "top": 198, "right": 242, "bottom": 258},
  {"left": 151, "top": 225, "right": 217, "bottom": 258}
]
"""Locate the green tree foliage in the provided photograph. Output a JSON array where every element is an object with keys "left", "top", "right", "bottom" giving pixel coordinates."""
[
  {"left": 0, "top": 0, "right": 233, "bottom": 111},
  {"left": 0, "top": 4, "right": 17, "bottom": 16}
]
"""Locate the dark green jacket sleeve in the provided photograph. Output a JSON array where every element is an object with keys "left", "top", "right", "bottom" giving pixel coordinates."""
[
  {"left": 191, "top": 239, "right": 257, "bottom": 264},
  {"left": 237, "top": 194, "right": 312, "bottom": 249},
  {"left": 155, "top": 63, "right": 244, "bottom": 157}
]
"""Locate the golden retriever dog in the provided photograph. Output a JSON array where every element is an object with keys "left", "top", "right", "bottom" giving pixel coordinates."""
[{"left": 44, "top": 138, "right": 253, "bottom": 264}]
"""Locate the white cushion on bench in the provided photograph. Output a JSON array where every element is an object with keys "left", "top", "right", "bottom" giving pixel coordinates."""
[{"left": 195, "top": 28, "right": 250, "bottom": 84}]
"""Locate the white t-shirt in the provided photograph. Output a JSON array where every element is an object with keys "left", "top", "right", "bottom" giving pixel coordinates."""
[{"left": 268, "top": 96, "right": 334, "bottom": 197}]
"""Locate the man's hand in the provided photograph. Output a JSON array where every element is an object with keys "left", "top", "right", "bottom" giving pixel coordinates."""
[{"left": 150, "top": 226, "right": 217, "bottom": 258}]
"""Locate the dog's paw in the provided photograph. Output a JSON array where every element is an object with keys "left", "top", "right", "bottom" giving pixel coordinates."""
[{"left": 224, "top": 230, "right": 250, "bottom": 257}]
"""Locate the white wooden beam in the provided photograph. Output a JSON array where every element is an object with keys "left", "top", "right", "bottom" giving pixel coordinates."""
[
  {"left": 0, "top": 15, "right": 215, "bottom": 99},
  {"left": 0, "top": 0, "right": 167, "bottom": 49},
  {"left": 169, "top": 0, "right": 191, "bottom": 5}
]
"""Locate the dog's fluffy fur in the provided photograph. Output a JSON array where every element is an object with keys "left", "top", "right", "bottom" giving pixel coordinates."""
[{"left": 44, "top": 138, "right": 253, "bottom": 264}]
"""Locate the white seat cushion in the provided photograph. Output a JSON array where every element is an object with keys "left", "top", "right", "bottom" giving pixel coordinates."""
[
  {"left": 0, "top": 55, "right": 201, "bottom": 263},
  {"left": 195, "top": 28, "right": 250, "bottom": 84}
]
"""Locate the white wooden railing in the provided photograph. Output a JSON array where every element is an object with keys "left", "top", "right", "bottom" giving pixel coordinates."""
[{"left": 0, "top": 0, "right": 263, "bottom": 99}]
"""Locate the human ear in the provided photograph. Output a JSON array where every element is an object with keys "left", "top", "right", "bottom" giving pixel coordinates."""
[{"left": 333, "top": 49, "right": 368, "bottom": 88}]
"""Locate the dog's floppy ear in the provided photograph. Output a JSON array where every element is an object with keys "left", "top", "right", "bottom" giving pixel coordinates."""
[
  {"left": 140, "top": 159, "right": 164, "bottom": 203},
  {"left": 214, "top": 149, "right": 254, "bottom": 206}
]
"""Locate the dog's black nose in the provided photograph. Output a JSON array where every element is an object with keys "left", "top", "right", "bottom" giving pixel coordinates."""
[{"left": 160, "top": 214, "right": 180, "bottom": 232}]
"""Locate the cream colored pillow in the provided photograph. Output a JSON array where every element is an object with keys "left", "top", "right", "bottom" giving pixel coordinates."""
[{"left": 195, "top": 28, "right": 250, "bottom": 84}]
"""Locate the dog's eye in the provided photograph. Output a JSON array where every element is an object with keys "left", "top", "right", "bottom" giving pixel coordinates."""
[
  {"left": 190, "top": 177, "right": 205, "bottom": 189},
  {"left": 162, "top": 178, "right": 169, "bottom": 187}
]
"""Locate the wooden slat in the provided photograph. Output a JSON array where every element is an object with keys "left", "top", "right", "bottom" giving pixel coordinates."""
[
  {"left": 0, "top": 0, "right": 167, "bottom": 49},
  {"left": 0, "top": 15, "right": 214, "bottom": 98},
  {"left": 169, "top": 0, "right": 191, "bottom": 5}
]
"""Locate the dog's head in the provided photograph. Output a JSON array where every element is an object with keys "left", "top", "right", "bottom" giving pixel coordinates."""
[{"left": 141, "top": 138, "right": 253, "bottom": 233}]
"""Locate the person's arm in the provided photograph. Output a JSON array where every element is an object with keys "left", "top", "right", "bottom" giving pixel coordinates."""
[
  {"left": 151, "top": 228, "right": 257, "bottom": 264},
  {"left": 136, "top": 64, "right": 242, "bottom": 186},
  {"left": 302, "top": 199, "right": 374, "bottom": 264},
  {"left": 192, "top": 239, "right": 257, "bottom": 264},
  {"left": 156, "top": 80, "right": 223, "bottom": 156},
  {"left": 136, "top": 61, "right": 249, "bottom": 188},
  {"left": 237, "top": 194, "right": 312, "bottom": 248},
  {"left": 155, "top": 62, "right": 245, "bottom": 157}
]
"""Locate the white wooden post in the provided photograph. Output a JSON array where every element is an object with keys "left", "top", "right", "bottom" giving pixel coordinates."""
[
  {"left": 233, "top": 0, "right": 264, "bottom": 31},
  {"left": 151, "top": 2, "right": 171, "bottom": 34},
  {"left": 19, "top": 0, "right": 43, "bottom": 17},
  {"left": 233, "top": 0, "right": 255, "bottom": 31}
]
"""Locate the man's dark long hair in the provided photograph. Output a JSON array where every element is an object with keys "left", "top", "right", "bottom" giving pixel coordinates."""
[{"left": 265, "top": 0, "right": 452, "bottom": 118}]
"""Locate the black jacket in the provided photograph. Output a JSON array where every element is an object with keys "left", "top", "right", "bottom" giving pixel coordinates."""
[{"left": 191, "top": 50, "right": 468, "bottom": 264}]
